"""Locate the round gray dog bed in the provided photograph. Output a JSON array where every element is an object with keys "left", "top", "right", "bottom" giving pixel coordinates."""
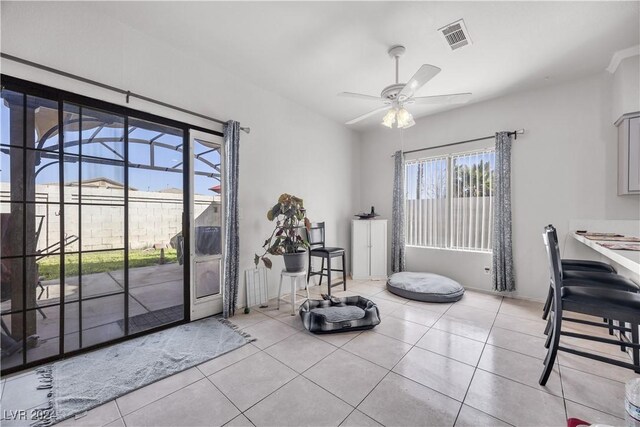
[{"left": 387, "top": 272, "right": 465, "bottom": 303}]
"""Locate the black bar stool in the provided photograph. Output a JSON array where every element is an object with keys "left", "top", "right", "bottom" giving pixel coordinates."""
[
  {"left": 306, "top": 222, "right": 346, "bottom": 297},
  {"left": 541, "top": 225, "right": 634, "bottom": 321},
  {"left": 539, "top": 225, "right": 640, "bottom": 386},
  {"left": 542, "top": 225, "right": 638, "bottom": 341}
]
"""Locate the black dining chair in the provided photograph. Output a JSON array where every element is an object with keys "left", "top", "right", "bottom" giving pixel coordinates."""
[
  {"left": 539, "top": 225, "right": 640, "bottom": 386},
  {"left": 306, "top": 222, "right": 346, "bottom": 297},
  {"left": 541, "top": 225, "right": 635, "bottom": 321}
]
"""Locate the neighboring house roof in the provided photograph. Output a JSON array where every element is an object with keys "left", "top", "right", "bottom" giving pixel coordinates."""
[{"left": 65, "top": 177, "right": 138, "bottom": 191}]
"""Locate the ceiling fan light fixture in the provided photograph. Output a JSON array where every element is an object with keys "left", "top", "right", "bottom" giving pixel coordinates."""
[
  {"left": 382, "top": 109, "right": 397, "bottom": 128},
  {"left": 403, "top": 116, "right": 416, "bottom": 129},
  {"left": 396, "top": 108, "right": 414, "bottom": 128}
]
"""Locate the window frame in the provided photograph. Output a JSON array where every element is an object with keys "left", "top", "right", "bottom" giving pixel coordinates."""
[{"left": 405, "top": 147, "right": 495, "bottom": 253}]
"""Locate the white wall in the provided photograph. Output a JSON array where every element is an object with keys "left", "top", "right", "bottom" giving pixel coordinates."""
[
  {"left": 0, "top": 2, "right": 361, "bottom": 309},
  {"left": 358, "top": 72, "right": 640, "bottom": 301},
  {"left": 3, "top": 2, "right": 636, "bottom": 307},
  {"left": 611, "top": 54, "right": 640, "bottom": 122}
]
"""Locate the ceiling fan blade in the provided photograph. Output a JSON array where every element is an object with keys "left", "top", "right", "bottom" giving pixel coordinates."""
[
  {"left": 411, "top": 93, "right": 472, "bottom": 105},
  {"left": 338, "top": 92, "right": 382, "bottom": 102},
  {"left": 345, "top": 106, "right": 391, "bottom": 125},
  {"left": 398, "top": 64, "right": 441, "bottom": 100}
]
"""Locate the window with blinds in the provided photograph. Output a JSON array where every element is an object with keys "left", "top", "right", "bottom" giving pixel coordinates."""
[{"left": 405, "top": 148, "right": 495, "bottom": 252}]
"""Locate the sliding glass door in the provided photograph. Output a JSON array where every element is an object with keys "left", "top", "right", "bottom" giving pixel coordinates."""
[
  {"left": 0, "top": 78, "right": 220, "bottom": 374},
  {"left": 1, "top": 92, "right": 66, "bottom": 368},
  {"left": 126, "top": 117, "right": 186, "bottom": 334}
]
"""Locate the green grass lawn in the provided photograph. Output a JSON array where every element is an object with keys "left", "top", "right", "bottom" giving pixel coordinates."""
[{"left": 38, "top": 249, "right": 178, "bottom": 280}]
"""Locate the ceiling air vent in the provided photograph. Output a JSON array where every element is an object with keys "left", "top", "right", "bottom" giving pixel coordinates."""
[{"left": 438, "top": 19, "right": 472, "bottom": 51}]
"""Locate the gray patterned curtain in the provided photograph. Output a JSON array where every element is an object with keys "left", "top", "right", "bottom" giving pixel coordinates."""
[
  {"left": 492, "top": 132, "right": 515, "bottom": 292},
  {"left": 223, "top": 121, "right": 240, "bottom": 317},
  {"left": 391, "top": 150, "right": 406, "bottom": 273}
]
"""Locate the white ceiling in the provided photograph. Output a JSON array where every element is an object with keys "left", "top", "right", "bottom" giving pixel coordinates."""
[{"left": 96, "top": 1, "right": 639, "bottom": 129}]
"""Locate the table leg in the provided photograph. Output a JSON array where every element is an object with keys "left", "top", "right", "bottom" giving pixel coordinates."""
[
  {"left": 305, "top": 274, "right": 310, "bottom": 301},
  {"left": 327, "top": 257, "right": 332, "bottom": 297},
  {"left": 277, "top": 274, "right": 283, "bottom": 310},
  {"left": 290, "top": 276, "right": 296, "bottom": 316}
]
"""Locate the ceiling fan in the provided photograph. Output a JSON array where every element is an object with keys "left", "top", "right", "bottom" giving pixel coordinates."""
[{"left": 339, "top": 45, "right": 472, "bottom": 128}]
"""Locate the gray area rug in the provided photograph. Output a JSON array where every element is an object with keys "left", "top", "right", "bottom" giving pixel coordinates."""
[{"left": 35, "top": 317, "right": 252, "bottom": 426}]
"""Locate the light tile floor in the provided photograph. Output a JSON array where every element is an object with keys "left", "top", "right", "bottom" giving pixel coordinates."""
[{"left": 1, "top": 279, "right": 634, "bottom": 427}]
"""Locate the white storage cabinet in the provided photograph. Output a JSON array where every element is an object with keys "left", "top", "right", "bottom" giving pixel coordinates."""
[{"left": 351, "top": 219, "right": 387, "bottom": 280}]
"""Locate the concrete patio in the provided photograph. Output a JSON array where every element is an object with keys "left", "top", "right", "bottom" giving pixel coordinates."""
[{"left": 1, "top": 262, "right": 184, "bottom": 368}]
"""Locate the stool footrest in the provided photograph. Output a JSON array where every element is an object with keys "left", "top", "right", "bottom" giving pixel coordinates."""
[
  {"left": 558, "top": 345, "right": 639, "bottom": 371},
  {"left": 561, "top": 331, "right": 640, "bottom": 349}
]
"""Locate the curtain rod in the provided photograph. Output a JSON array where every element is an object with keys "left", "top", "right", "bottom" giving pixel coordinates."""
[
  {"left": 0, "top": 52, "right": 250, "bottom": 134},
  {"left": 393, "top": 129, "right": 525, "bottom": 157}
]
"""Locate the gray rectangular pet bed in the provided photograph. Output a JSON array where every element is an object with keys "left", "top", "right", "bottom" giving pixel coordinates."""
[{"left": 299, "top": 295, "right": 381, "bottom": 334}]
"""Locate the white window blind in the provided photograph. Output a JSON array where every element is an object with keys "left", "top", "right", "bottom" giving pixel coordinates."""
[
  {"left": 405, "top": 156, "right": 448, "bottom": 248},
  {"left": 405, "top": 148, "right": 495, "bottom": 252}
]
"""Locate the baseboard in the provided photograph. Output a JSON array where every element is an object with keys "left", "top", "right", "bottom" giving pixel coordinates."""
[{"left": 462, "top": 285, "right": 546, "bottom": 304}]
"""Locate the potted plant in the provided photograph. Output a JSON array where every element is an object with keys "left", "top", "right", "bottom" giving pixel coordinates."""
[{"left": 254, "top": 193, "right": 311, "bottom": 272}]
